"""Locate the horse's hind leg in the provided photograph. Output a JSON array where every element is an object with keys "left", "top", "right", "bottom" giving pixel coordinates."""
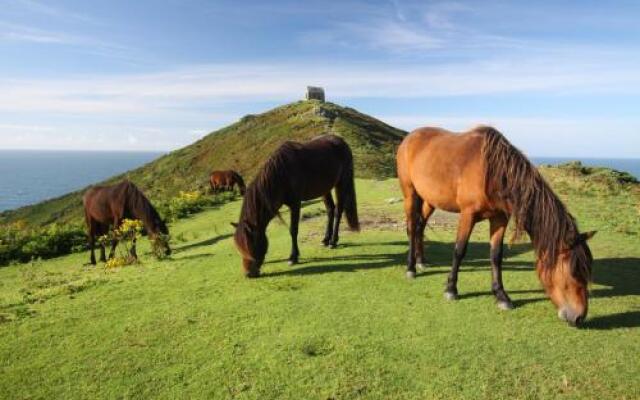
[
  {"left": 404, "top": 190, "right": 422, "bottom": 279},
  {"left": 88, "top": 232, "right": 97, "bottom": 265},
  {"left": 108, "top": 239, "right": 118, "bottom": 259},
  {"left": 445, "top": 212, "right": 476, "bottom": 300},
  {"left": 321, "top": 193, "right": 335, "bottom": 246},
  {"left": 415, "top": 203, "right": 434, "bottom": 270},
  {"left": 130, "top": 236, "right": 138, "bottom": 261},
  {"left": 288, "top": 202, "right": 301, "bottom": 265},
  {"left": 96, "top": 223, "right": 107, "bottom": 262},
  {"left": 108, "top": 218, "right": 121, "bottom": 259},
  {"left": 490, "top": 214, "right": 513, "bottom": 310},
  {"left": 330, "top": 188, "right": 345, "bottom": 249}
]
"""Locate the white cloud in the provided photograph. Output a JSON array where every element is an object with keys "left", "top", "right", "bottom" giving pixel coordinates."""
[
  {"left": 12, "top": 0, "right": 97, "bottom": 24},
  {"left": 1, "top": 52, "right": 639, "bottom": 115}
]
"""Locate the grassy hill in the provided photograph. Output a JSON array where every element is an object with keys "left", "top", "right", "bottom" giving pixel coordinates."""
[
  {"left": 0, "top": 171, "right": 638, "bottom": 399},
  {"left": 0, "top": 100, "right": 405, "bottom": 227}
]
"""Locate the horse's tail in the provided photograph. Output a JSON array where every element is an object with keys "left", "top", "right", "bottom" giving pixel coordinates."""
[{"left": 339, "top": 147, "right": 360, "bottom": 231}]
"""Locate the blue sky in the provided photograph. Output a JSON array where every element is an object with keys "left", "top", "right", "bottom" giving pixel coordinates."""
[{"left": 1, "top": 0, "right": 639, "bottom": 157}]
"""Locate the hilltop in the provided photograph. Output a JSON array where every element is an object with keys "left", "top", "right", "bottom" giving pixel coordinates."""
[{"left": 0, "top": 100, "right": 406, "bottom": 227}]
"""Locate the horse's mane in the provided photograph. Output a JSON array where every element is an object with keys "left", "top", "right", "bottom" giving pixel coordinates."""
[
  {"left": 240, "top": 142, "right": 297, "bottom": 226},
  {"left": 120, "top": 181, "right": 165, "bottom": 234},
  {"left": 480, "top": 127, "right": 590, "bottom": 281}
]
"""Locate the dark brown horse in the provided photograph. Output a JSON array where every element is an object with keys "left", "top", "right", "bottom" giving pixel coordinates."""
[
  {"left": 233, "top": 135, "right": 359, "bottom": 277},
  {"left": 210, "top": 170, "right": 246, "bottom": 195},
  {"left": 397, "top": 126, "right": 595, "bottom": 326},
  {"left": 83, "top": 180, "right": 170, "bottom": 264}
]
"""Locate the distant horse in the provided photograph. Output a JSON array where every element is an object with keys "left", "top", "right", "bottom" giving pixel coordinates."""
[
  {"left": 397, "top": 126, "right": 595, "bottom": 326},
  {"left": 233, "top": 135, "right": 359, "bottom": 277},
  {"left": 210, "top": 170, "right": 246, "bottom": 195},
  {"left": 83, "top": 180, "right": 170, "bottom": 265}
]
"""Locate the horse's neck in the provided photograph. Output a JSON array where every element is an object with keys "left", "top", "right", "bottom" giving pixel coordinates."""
[
  {"left": 256, "top": 199, "right": 281, "bottom": 229},
  {"left": 248, "top": 190, "right": 282, "bottom": 230},
  {"left": 129, "top": 197, "right": 155, "bottom": 234}
]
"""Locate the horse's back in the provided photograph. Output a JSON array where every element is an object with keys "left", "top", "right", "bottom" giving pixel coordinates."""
[
  {"left": 83, "top": 181, "right": 133, "bottom": 223},
  {"left": 397, "top": 127, "right": 487, "bottom": 212},
  {"left": 268, "top": 135, "right": 352, "bottom": 200}
]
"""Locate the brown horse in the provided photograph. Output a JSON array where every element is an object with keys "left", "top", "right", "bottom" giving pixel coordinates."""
[
  {"left": 83, "top": 180, "right": 170, "bottom": 265},
  {"left": 210, "top": 170, "right": 246, "bottom": 195},
  {"left": 233, "top": 135, "right": 359, "bottom": 277},
  {"left": 397, "top": 126, "right": 595, "bottom": 326}
]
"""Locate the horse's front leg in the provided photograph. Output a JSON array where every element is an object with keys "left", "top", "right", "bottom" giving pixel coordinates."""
[
  {"left": 288, "top": 202, "right": 301, "bottom": 265},
  {"left": 490, "top": 214, "right": 513, "bottom": 310},
  {"left": 445, "top": 212, "right": 476, "bottom": 300}
]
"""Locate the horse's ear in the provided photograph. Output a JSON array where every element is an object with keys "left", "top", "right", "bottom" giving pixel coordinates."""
[
  {"left": 230, "top": 222, "right": 238, "bottom": 229},
  {"left": 579, "top": 231, "right": 597, "bottom": 242}
]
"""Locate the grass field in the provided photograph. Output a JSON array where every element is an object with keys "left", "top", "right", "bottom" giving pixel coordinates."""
[{"left": 1, "top": 177, "right": 639, "bottom": 399}]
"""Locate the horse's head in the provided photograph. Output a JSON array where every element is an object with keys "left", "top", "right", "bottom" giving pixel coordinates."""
[
  {"left": 150, "top": 217, "right": 171, "bottom": 256},
  {"left": 537, "top": 231, "right": 596, "bottom": 327},
  {"left": 232, "top": 220, "right": 267, "bottom": 278}
]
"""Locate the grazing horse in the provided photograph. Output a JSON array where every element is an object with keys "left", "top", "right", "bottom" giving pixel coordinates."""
[
  {"left": 397, "top": 126, "right": 595, "bottom": 326},
  {"left": 83, "top": 180, "right": 170, "bottom": 265},
  {"left": 233, "top": 134, "right": 359, "bottom": 278},
  {"left": 210, "top": 170, "right": 246, "bottom": 195}
]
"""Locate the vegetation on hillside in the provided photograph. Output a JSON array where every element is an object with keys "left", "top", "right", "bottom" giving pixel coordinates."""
[
  {"left": 540, "top": 162, "right": 640, "bottom": 236},
  {"left": 0, "top": 101, "right": 405, "bottom": 228}
]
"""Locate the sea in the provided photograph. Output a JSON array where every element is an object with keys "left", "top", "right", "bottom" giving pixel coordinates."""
[
  {"left": 0, "top": 150, "right": 163, "bottom": 212},
  {"left": 0, "top": 150, "right": 638, "bottom": 213}
]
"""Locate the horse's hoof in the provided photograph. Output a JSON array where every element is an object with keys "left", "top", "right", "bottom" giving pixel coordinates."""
[
  {"left": 497, "top": 301, "right": 514, "bottom": 311},
  {"left": 321, "top": 240, "right": 330, "bottom": 247},
  {"left": 288, "top": 260, "right": 298, "bottom": 266},
  {"left": 444, "top": 291, "right": 459, "bottom": 301},
  {"left": 329, "top": 244, "right": 338, "bottom": 249},
  {"left": 245, "top": 270, "right": 260, "bottom": 278},
  {"left": 416, "top": 262, "right": 426, "bottom": 271},
  {"left": 406, "top": 270, "right": 416, "bottom": 279}
]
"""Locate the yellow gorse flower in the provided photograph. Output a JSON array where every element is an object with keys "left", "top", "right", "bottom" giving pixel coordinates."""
[
  {"left": 105, "top": 257, "right": 127, "bottom": 269},
  {"left": 178, "top": 191, "right": 201, "bottom": 202},
  {"left": 118, "top": 219, "right": 143, "bottom": 236}
]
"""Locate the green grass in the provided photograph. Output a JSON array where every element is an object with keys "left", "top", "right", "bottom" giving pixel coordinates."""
[{"left": 1, "top": 176, "right": 639, "bottom": 399}]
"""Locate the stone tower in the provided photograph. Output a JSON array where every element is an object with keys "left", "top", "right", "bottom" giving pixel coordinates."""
[{"left": 306, "top": 86, "right": 325, "bottom": 102}]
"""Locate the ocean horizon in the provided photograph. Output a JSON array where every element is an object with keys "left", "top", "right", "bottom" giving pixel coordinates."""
[
  {"left": 0, "top": 150, "right": 638, "bottom": 213},
  {"left": 0, "top": 150, "right": 163, "bottom": 213}
]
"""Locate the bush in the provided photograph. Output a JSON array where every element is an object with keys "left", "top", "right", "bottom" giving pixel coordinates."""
[
  {"left": 0, "top": 222, "right": 86, "bottom": 266},
  {"left": 99, "top": 219, "right": 143, "bottom": 268},
  {"left": 159, "top": 190, "right": 234, "bottom": 221}
]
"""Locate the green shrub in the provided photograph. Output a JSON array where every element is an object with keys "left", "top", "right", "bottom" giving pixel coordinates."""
[
  {"left": 0, "top": 222, "right": 86, "bottom": 266},
  {"left": 159, "top": 190, "right": 235, "bottom": 221},
  {"left": 99, "top": 219, "right": 144, "bottom": 268}
]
